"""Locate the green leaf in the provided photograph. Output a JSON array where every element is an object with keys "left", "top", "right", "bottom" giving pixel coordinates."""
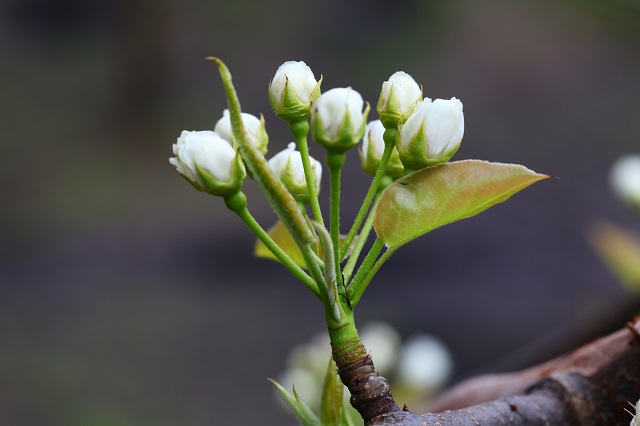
[
  {"left": 255, "top": 221, "right": 357, "bottom": 269},
  {"left": 588, "top": 221, "right": 640, "bottom": 292},
  {"left": 340, "top": 398, "right": 356, "bottom": 426},
  {"left": 320, "top": 359, "right": 343, "bottom": 426},
  {"left": 374, "top": 160, "right": 549, "bottom": 249},
  {"left": 268, "top": 378, "right": 321, "bottom": 426}
]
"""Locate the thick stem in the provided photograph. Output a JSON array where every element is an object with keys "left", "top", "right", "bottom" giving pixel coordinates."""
[
  {"left": 368, "top": 319, "right": 640, "bottom": 425},
  {"left": 327, "top": 310, "right": 399, "bottom": 422}
]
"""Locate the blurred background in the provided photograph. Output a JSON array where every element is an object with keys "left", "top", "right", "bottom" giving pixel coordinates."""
[{"left": 1, "top": 0, "right": 640, "bottom": 424}]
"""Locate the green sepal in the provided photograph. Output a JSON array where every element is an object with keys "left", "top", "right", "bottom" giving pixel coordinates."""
[
  {"left": 268, "top": 379, "right": 321, "bottom": 426},
  {"left": 312, "top": 103, "right": 370, "bottom": 154},
  {"left": 193, "top": 153, "right": 246, "bottom": 197},
  {"left": 279, "top": 156, "right": 315, "bottom": 204},
  {"left": 320, "top": 358, "right": 343, "bottom": 426},
  {"left": 374, "top": 160, "right": 550, "bottom": 249},
  {"left": 256, "top": 114, "right": 269, "bottom": 154},
  {"left": 377, "top": 83, "right": 423, "bottom": 129},
  {"left": 397, "top": 123, "right": 460, "bottom": 172},
  {"left": 269, "top": 75, "right": 323, "bottom": 123},
  {"left": 359, "top": 142, "right": 404, "bottom": 180}
]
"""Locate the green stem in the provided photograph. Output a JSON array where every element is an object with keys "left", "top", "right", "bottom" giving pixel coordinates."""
[
  {"left": 328, "top": 152, "right": 346, "bottom": 289},
  {"left": 290, "top": 121, "right": 324, "bottom": 227},
  {"left": 347, "top": 237, "right": 384, "bottom": 291},
  {"left": 340, "top": 128, "right": 397, "bottom": 261},
  {"left": 348, "top": 244, "right": 396, "bottom": 306},
  {"left": 225, "top": 193, "right": 320, "bottom": 298},
  {"left": 299, "top": 243, "right": 333, "bottom": 317},
  {"left": 342, "top": 193, "right": 381, "bottom": 283}
]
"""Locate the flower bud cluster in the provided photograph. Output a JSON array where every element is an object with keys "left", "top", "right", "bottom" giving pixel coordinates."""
[
  {"left": 375, "top": 71, "right": 465, "bottom": 173},
  {"left": 171, "top": 60, "right": 466, "bottom": 201}
]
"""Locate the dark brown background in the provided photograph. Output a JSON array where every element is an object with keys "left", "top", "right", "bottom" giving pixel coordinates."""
[{"left": 1, "top": 0, "right": 639, "bottom": 424}]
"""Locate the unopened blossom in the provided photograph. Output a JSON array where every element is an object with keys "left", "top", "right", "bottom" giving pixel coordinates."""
[
  {"left": 170, "top": 130, "right": 245, "bottom": 196},
  {"left": 268, "top": 142, "right": 322, "bottom": 203},
  {"left": 377, "top": 71, "right": 422, "bottom": 128},
  {"left": 396, "top": 335, "right": 453, "bottom": 392},
  {"left": 610, "top": 154, "right": 640, "bottom": 208},
  {"left": 398, "top": 97, "right": 464, "bottom": 171},
  {"left": 269, "top": 61, "right": 321, "bottom": 122},
  {"left": 359, "top": 119, "right": 404, "bottom": 179},
  {"left": 310, "top": 87, "right": 369, "bottom": 153},
  {"left": 214, "top": 109, "right": 269, "bottom": 154}
]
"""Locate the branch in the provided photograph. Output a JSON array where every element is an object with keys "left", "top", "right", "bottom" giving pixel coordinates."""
[{"left": 358, "top": 319, "right": 640, "bottom": 425}]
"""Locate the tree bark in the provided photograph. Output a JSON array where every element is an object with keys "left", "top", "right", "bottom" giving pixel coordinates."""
[{"left": 359, "top": 319, "right": 640, "bottom": 425}]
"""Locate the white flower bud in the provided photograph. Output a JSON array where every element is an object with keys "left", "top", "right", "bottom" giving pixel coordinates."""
[
  {"left": 398, "top": 97, "right": 464, "bottom": 171},
  {"left": 377, "top": 71, "right": 423, "bottom": 128},
  {"left": 214, "top": 109, "right": 269, "bottom": 154},
  {"left": 170, "top": 130, "right": 245, "bottom": 196},
  {"left": 310, "top": 87, "right": 369, "bottom": 153},
  {"left": 610, "top": 154, "right": 640, "bottom": 209},
  {"left": 269, "top": 61, "right": 322, "bottom": 122},
  {"left": 396, "top": 335, "right": 452, "bottom": 392},
  {"left": 359, "top": 120, "right": 404, "bottom": 179},
  {"left": 268, "top": 142, "right": 322, "bottom": 203}
]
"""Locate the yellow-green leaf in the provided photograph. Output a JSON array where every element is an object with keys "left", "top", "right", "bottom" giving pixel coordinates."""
[
  {"left": 374, "top": 160, "right": 549, "bottom": 249},
  {"left": 588, "top": 221, "right": 640, "bottom": 292},
  {"left": 255, "top": 221, "right": 357, "bottom": 269},
  {"left": 320, "top": 358, "right": 343, "bottom": 426},
  {"left": 255, "top": 221, "right": 308, "bottom": 268}
]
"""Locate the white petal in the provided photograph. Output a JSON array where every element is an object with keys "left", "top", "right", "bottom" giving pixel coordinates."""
[
  {"left": 270, "top": 61, "right": 317, "bottom": 105},
  {"left": 213, "top": 109, "right": 261, "bottom": 145},
  {"left": 314, "top": 87, "right": 364, "bottom": 139},
  {"left": 426, "top": 98, "right": 463, "bottom": 157},
  {"left": 400, "top": 98, "right": 432, "bottom": 149},
  {"left": 385, "top": 71, "right": 421, "bottom": 114}
]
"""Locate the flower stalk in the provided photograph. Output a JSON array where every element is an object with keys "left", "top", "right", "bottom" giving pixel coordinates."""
[{"left": 290, "top": 120, "right": 325, "bottom": 225}]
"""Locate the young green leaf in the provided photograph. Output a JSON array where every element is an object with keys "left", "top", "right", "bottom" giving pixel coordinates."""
[
  {"left": 268, "top": 378, "right": 321, "bottom": 426},
  {"left": 340, "top": 399, "right": 356, "bottom": 426},
  {"left": 320, "top": 359, "right": 344, "bottom": 426},
  {"left": 374, "top": 160, "right": 549, "bottom": 249}
]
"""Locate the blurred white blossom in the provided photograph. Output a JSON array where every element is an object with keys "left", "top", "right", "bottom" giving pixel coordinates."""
[{"left": 610, "top": 154, "right": 640, "bottom": 208}]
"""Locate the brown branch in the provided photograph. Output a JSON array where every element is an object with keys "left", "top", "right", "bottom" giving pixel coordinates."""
[{"left": 353, "top": 319, "right": 640, "bottom": 425}]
